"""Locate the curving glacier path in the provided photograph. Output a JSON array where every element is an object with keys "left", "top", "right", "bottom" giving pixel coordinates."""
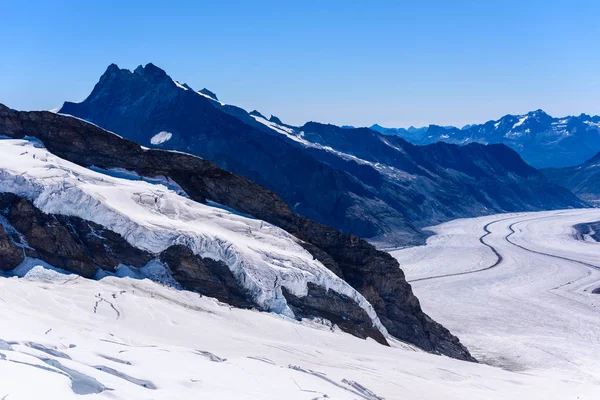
[{"left": 391, "top": 209, "right": 600, "bottom": 383}]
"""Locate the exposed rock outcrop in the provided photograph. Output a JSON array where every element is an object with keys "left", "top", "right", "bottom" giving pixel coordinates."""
[
  {"left": 0, "top": 224, "right": 24, "bottom": 270},
  {"left": 573, "top": 221, "right": 600, "bottom": 242},
  {"left": 160, "top": 245, "right": 256, "bottom": 309},
  {"left": 282, "top": 283, "right": 388, "bottom": 345},
  {"left": 0, "top": 193, "right": 152, "bottom": 277}
]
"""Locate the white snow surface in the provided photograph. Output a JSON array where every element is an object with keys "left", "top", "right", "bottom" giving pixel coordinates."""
[
  {"left": 512, "top": 115, "right": 528, "bottom": 129},
  {"left": 0, "top": 268, "right": 598, "bottom": 399},
  {"left": 150, "top": 131, "right": 173, "bottom": 145},
  {"left": 0, "top": 138, "right": 384, "bottom": 334},
  {"left": 88, "top": 166, "right": 190, "bottom": 198},
  {"left": 172, "top": 79, "right": 188, "bottom": 91},
  {"left": 391, "top": 209, "right": 600, "bottom": 383}
]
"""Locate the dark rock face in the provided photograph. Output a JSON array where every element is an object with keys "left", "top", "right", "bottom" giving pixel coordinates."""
[
  {"left": 0, "top": 104, "right": 475, "bottom": 361},
  {"left": 543, "top": 152, "right": 600, "bottom": 202},
  {"left": 160, "top": 245, "right": 255, "bottom": 309},
  {"left": 57, "top": 64, "right": 587, "bottom": 245},
  {"left": 269, "top": 115, "right": 283, "bottom": 125},
  {"left": 0, "top": 225, "right": 24, "bottom": 270},
  {"left": 372, "top": 110, "right": 600, "bottom": 168},
  {"left": 573, "top": 221, "right": 600, "bottom": 242},
  {"left": 248, "top": 110, "right": 266, "bottom": 119},
  {"left": 0, "top": 193, "right": 152, "bottom": 277},
  {"left": 282, "top": 283, "right": 388, "bottom": 346}
]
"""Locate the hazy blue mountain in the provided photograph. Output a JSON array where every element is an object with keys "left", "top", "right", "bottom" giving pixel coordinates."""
[
  {"left": 543, "top": 151, "right": 600, "bottom": 203},
  {"left": 372, "top": 110, "right": 600, "bottom": 168}
]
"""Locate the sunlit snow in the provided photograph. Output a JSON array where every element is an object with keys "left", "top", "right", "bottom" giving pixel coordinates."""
[
  {"left": 0, "top": 265, "right": 598, "bottom": 399},
  {"left": 0, "top": 138, "right": 384, "bottom": 333},
  {"left": 392, "top": 209, "right": 600, "bottom": 383},
  {"left": 150, "top": 131, "right": 172, "bottom": 145}
]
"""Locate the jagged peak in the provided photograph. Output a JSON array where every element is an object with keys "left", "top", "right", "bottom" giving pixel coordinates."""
[
  {"left": 199, "top": 88, "right": 218, "bottom": 101},
  {"left": 249, "top": 110, "right": 266, "bottom": 119},
  {"left": 577, "top": 112, "right": 592, "bottom": 120},
  {"left": 106, "top": 63, "right": 121, "bottom": 73},
  {"left": 269, "top": 115, "right": 283, "bottom": 125},
  {"left": 133, "top": 64, "right": 144, "bottom": 75},
  {"left": 526, "top": 109, "right": 550, "bottom": 118},
  {"left": 136, "top": 63, "right": 169, "bottom": 81},
  {"left": 103, "top": 63, "right": 171, "bottom": 85}
]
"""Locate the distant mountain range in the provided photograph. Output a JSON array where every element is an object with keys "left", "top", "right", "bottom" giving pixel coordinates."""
[
  {"left": 59, "top": 63, "right": 586, "bottom": 246},
  {"left": 370, "top": 110, "right": 600, "bottom": 168}
]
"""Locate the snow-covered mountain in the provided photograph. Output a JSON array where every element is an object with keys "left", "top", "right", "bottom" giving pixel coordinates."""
[
  {"left": 0, "top": 137, "right": 387, "bottom": 330},
  {"left": 59, "top": 63, "right": 586, "bottom": 246},
  {"left": 372, "top": 110, "right": 600, "bottom": 168},
  {"left": 0, "top": 103, "right": 475, "bottom": 361}
]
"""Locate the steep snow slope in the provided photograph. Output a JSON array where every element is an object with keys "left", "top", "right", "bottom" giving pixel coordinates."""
[
  {"left": 0, "top": 138, "right": 384, "bottom": 333},
  {"left": 392, "top": 209, "right": 600, "bottom": 382},
  {"left": 0, "top": 270, "right": 598, "bottom": 399}
]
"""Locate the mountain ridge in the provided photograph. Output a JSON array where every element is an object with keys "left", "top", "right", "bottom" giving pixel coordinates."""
[
  {"left": 371, "top": 109, "right": 600, "bottom": 168},
  {"left": 542, "top": 151, "right": 600, "bottom": 203},
  {"left": 59, "top": 63, "right": 587, "bottom": 246}
]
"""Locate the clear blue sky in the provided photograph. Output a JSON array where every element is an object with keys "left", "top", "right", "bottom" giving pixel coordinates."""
[{"left": 1, "top": 0, "right": 599, "bottom": 128}]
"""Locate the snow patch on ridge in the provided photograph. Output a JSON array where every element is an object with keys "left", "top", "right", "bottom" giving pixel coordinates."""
[
  {"left": 0, "top": 138, "right": 386, "bottom": 336},
  {"left": 150, "top": 131, "right": 172, "bottom": 145},
  {"left": 172, "top": 80, "right": 188, "bottom": 91},
  {"left": 512, "top": 116, "right": 528, "bottom": 129},
  {"left": 196, "top": 91, "right": 225, "bottom": 105}
]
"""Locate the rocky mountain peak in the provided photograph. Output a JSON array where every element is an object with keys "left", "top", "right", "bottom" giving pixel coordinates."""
[
  {"left": 249, "top": 110, "right": 266, "bottom": 119},
  {"left": 135, "top": 63, "right": 169, "bottom": 81},
  {"left": 527, "top": 109, "right": 549, "bottom": 117},
  {"left": 199, "top": 88, "right": 218, "bottom": 101},
  {"left": 269, "top": 115, "right": 283, "bottom": 125}
]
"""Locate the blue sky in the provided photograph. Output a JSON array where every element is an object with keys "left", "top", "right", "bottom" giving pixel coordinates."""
[{"left": 1, "top": 0, "right": 599, "bottom": 127}]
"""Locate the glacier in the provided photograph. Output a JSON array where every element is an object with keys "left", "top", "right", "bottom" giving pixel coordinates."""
[{"left": 0, "top": 137, "right": 386, "bottom": 335}]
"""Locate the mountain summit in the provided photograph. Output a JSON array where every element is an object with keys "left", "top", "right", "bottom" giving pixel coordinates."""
[{"left": 60, "top": 63, "right": 586, "bottom": 246}]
